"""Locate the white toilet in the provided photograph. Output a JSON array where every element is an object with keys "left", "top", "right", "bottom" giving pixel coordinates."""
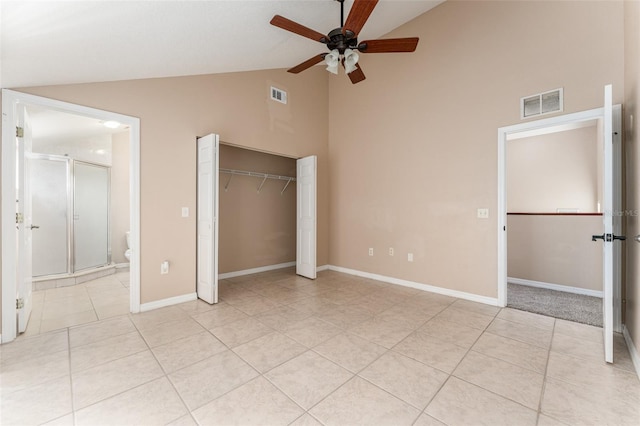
[{"left": 124, "top": 231, "right": 131, "bottom": 262}]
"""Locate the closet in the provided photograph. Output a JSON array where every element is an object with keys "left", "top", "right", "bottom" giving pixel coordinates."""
[{"left": 218, "top": 144, "right": 297, "bottom": 274}]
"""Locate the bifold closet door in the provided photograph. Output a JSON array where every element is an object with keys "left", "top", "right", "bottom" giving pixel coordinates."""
[
  {"left": 296, "top": 155, "right": 317, "bottom": 279},
  {"left": 197, "top": 134, "right": 219, "bottom": 304}
]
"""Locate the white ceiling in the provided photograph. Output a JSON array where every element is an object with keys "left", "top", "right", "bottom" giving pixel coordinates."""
[
  {"left": 1, "top": 0, "right": 444, "bottom": 89},
  {"left": 27, "top": 106, "right": 129, "bottom": 145}
]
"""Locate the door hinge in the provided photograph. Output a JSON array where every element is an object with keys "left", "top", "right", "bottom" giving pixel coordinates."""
[
  {"left": 16, "top": 126, "right": 24, "bottom": 138},
  {"left": 16, "top": 298, "right": 24, "bottom": 309},
  {"left": 16, "top": 212, "right": 24, "bottom": 224}
]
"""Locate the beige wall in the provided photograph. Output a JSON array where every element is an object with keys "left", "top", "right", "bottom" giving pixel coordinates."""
[
  {"left": 111, "top": 131, "right": 130, "bottom": 265},
  {"left": 0, "top": 1, "right": 632, "bottom": 334},
  {"left": 8, "top": 68, "right": 328, "bottom": 305},
  {"left": 218, "top": 144, "right": 296, "bottom": 273},
  {"left": 624, "top": 0, "right": 640, "bottom": 362},
  {"left": 507, "top": 215, "right": 602, "bottom": 292},
  {"left": 328, "top": 0, "right": 624, "bottom": 298},
  {"left": 507, "top": 126, "right": 599, "bottom": 213}
]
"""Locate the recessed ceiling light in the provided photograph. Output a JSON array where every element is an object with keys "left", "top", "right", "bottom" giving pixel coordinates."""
[{"left": 103, "top": 120, "right": 120, "bottom": 129}]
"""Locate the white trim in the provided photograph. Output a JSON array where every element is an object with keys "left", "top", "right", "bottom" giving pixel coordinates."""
[
  {"left": 218, "top": 261, "right": 296, "bottom": 280},
  {"left": 140, "top": 292, "right": 197, "bottom": 312},
  {"left": 328, "top": 265, "right": 499, "bottom": 306},
  {"left": 497, "top": 105, "right": 622, "bottom": 330},
  {"left": 115, "top": 263, "right": 130, "bottom": 270},
  {"left": 508, "top": 277, "right": 603, "bottom": 298},
  {"left": 2, "top": 89, "right": 141, "bottom": 343},
  {"left": 623, "top": 325, "right": 640, "bottom": 381},
  {"left": 316, "top": 264, "right": 329, "bottom": 272}
]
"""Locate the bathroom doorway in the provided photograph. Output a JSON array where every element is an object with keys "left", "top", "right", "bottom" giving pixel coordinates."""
[
  {"left": 2, "top": 90, "right": 141, "bottom": 343},
  {"left": 24, "top": 106, "right": 132, "bottom": 335}
]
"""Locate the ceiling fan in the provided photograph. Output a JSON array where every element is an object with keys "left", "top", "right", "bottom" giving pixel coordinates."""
[{"left": 270, "top": 0, "right": 419, "bottom": 84}]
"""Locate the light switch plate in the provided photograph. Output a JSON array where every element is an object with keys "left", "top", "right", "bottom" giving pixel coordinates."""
[
  {"left": 181, "top": 207, "right": 189, "bottom": 218},
  {"left": 477, "top": 208, "right": 489, "bottom": 219}
]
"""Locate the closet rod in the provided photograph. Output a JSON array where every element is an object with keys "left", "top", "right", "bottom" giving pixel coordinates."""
[
  {"left": 219, "top": 168, "right": 296, "bottom": 194},
  {"left": 219, "top": 168, "right": 296, "bottom": 182}
]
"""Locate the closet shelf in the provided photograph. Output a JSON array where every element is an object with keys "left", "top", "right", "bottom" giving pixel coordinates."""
[{"left": 219, "top": 168, "right": 296, "bottom": 194}]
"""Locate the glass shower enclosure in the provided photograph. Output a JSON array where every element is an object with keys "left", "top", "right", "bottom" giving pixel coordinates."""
[{"left": 31, "top": 154, "right": 111, "bottom": 277}]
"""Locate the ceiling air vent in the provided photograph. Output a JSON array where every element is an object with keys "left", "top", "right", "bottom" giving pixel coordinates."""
[
  {"left": 521, "top": 88, "right": 563, "bottom": 119},
  {"left": 270, "top": 86, "right": 287, "bottom": 104}
]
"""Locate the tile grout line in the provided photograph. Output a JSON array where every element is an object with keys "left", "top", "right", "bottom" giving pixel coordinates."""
[
  {"left": 536, "top": 317, "right": 557, "bottom": 425},
  {"left": 66, "top": 327, "right": 77, "bottom": 425},
  {"left": 414, "top": 308, "right": 504, "bottom": 424},
  {"left": 129, "top": 311, "right": 199, "bottom": 425}
]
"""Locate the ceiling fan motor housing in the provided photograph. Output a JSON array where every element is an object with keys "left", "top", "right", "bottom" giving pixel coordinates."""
[{"left": 326, "top": 28, "right": 358, "bottom": 54}]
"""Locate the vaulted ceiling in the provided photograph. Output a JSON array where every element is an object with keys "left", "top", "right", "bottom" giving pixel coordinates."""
[{"left": 1, "top": 0, "right": 443, "bottom": 89}]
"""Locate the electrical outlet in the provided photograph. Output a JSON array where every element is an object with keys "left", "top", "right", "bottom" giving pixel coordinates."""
[
  {"left": 160, "top": 261, "right": 169, "bottom": 274},
  {"left": 368, "top": 248, "right": 374, "bottom": 256},
  {"left": 408, "top": 253, "right": 414, "bottom": 262},
  {"left": 389, "top": 247, "right": 394, "bottom": 256},
  {"left": 477, "top": 208, "right": 489, "bottom": 219}
]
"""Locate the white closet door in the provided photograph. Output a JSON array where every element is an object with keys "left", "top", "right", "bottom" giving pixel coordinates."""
[
  {"left": 296, "top": 155, "right": 317, "bottom": 279},
  {"left": 197, "top": 134, "right": 219, "bottom": 304}
]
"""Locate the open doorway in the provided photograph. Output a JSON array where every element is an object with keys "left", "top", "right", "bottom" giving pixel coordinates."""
[
  {"left": 497, "top": 102, "right": 623, "bottom": 333},
  {"left": 23, "top": 106, "right": 131, "bottom": 335},
  {"left": 505, "top": 119, "right": 604, "bottom": 326},
  {"left": 1, "top": 90, "right": 140, "bottom": 343}
]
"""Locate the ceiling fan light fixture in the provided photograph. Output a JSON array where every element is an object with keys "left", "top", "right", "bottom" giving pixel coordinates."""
[
  {"left": 325, "top": 49, "right": 340, "bottom": 74},
  {"left": 343, "top": 48, "right": 359, "bottom": 74}
]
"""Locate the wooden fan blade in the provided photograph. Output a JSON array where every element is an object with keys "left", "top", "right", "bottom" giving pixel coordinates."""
[
  {"left": 288, "top": 54, "right": 326, "bottom": 74},
  {"left": 347, "top": 63, "right": 366, "bottom": 84},
  {"left": 359, "top": 37, "right": 419, "bottom": 53},
  {"left": 343, "top": 0, "right": 379, "bottom": 36},
  {"left": 271, "top": 15, "right": 327, "bottom": 43}
]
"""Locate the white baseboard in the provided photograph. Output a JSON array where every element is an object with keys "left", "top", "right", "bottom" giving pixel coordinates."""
[
  {"left": 140, "top": 292, "right": 197, "bottom": 312},
  {"left": 329, "top": 265, "right": 499, "bottom": 307},
  {"left": 508, "top": 277, "right": 603, "bottom": 298},
  {"left": 218, "top": 261, "right": 296, "bottom": 280},
  {"left": 115, "top": 263, "right": 130, "bottom": 270},
  {"left": 623, "top": 325, "right": 640, "bottom": 381},
  {"left": 316, "top": 264, "right": 329, "bottom": 272}
]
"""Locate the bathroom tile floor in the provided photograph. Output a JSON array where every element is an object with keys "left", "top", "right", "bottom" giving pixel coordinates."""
[
  {"left": 1, "top": 268, "right": 639, "bottom": 425},
  {"left": 22, "top": 271, "right": 130, "bottom": 337}
]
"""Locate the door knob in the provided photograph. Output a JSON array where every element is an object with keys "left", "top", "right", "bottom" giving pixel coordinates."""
[
  {"left": 29, "top": 225, "right": 40, "bottom": 230},
  {"left": 592, "top": 233, "right": 625, "bottom": 242},
  {"left": 635, "top": 235, "right": 640, "bottom": 243}
]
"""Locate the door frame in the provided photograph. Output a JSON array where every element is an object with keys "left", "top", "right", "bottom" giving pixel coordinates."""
[
  {"left": 497, "top": 104, "right": 622, "bottom": 332},
  {"left": 1, "top": 89, "right": 141, "bottom": 343}
]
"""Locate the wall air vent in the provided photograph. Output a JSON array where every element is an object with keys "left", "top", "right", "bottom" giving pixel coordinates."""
[
  {"left": 521, "top": 88, "right": 563, "bottom": 119},
  {"left": 270, "top": 86, "right": 287, "bottom": 104}
]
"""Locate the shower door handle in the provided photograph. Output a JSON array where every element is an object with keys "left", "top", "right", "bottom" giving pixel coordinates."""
[{"left": 29, "top": 225, "right": 40, "bottom": 230}]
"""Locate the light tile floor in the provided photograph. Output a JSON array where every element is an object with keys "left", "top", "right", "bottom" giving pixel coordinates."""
[
  {"left": 22, "top": 271, "right": 131, "bottom": 337},
  {"left": 1, "top": 268, "right": 639, "bottom": 425}
]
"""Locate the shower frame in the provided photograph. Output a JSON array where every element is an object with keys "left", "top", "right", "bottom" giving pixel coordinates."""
[{"left": 31, "top": 153, "right": 112, "bottom": 278}]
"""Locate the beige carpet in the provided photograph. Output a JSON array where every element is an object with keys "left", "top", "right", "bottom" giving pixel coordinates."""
[{"left": 507, "top": 283, "right": 602, "bottom": 327}]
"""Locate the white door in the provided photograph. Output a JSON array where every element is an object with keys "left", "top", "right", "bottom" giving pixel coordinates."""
[
  {"left": 197, "top": 134, "right": 219, "bottom": 304},
  {"left": 296, "top": 155, "right": 317, "bottom": 279},
  {"left": 600, "top": 84, "right": 615, "bottom": 363},
  {"left": 17, "top": 107, "right": 34, "bottom": 333}
]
